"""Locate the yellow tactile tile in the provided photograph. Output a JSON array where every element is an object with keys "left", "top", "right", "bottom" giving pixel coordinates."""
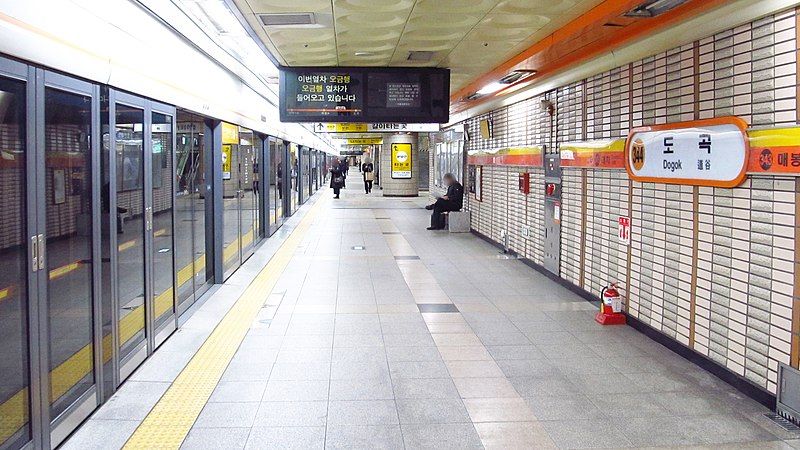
[{"left": 123, "top": 196, "right": 326, "bottom": 449}]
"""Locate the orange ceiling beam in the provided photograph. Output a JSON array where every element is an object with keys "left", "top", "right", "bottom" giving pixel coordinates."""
[{"left": 450, "top": 0, "right": 731, "bottom": 114}]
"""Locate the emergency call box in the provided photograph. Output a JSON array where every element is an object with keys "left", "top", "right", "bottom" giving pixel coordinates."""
[{"left": 518, "top": 172, "right": 530, "bottom": 194}]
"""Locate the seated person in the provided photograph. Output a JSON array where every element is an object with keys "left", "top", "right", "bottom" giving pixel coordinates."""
[{"left": 426, "top": 173, "right": 464, "bottom": 230}]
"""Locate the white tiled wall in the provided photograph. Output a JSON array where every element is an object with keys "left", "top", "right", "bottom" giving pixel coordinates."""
[{"left": 442, "top": 8, "right": 800, "bottom": 393}]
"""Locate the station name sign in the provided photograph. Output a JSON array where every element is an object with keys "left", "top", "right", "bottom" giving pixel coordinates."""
[
  {"left": 280, "top": 67, "right": 449, "bottom": 124},
  {"left": 625, "top": 117, "right": 749, "bottom": 188}
]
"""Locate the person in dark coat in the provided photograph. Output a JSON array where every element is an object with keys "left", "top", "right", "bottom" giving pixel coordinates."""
[
  {"left": 339, "top": 158, "right": 348, "bottom": 187},
  {"left": 361, "top": 157, "right": 374, "bottom": 194},
  {"left": 330, "top": 158, "right": 344, "bottom": 199},
  {"left": 425, "top": 173, "right": 464, "bottom": 230}
]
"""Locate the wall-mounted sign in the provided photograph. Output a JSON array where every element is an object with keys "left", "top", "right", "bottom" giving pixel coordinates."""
[
  {"left": 222, "top": 144, "right": 232, "bottom": 180},
  {"left": 618, "top": 216, "right": 631, "bottom": 245},
  {"left": 467, "top": 146, "right": 543, "bottom": 166},
  {"left": 221, "top": 122, "right": 239, "bottom": 145},
  {"left": 391, "top": 143, "right": 412, "bottom": 179},
  {"left": 747, "top": 127, "right": 800, "bottom": 174},
  {"left": 625, "top": 117, "right": 749, "bottom": 188},
  {"left": 560, "top": 140, "right": 625, "bottom": 169},
  {"left": 346, "top": 138, "right": 383, "bottom": 145},
  {"left": 313, "top": 123, "right": 440, "bottom": 133},
  {"left": 518, "top": 172, "right": 530, "bottom": 194},
  {"left": 280, "top": 67, "right": 449, "bottom": 123}
]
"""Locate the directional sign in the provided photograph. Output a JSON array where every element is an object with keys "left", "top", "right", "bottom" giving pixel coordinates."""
[
  {"left": 346, "top": 138, "right": 383, "bottom": 145},
  {"left": 314, "top": 122, "right": 439, "bottom": 133}
]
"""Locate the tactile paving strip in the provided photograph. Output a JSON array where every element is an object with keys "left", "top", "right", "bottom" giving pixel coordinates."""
[{"left": 123, "top": 195, "right": 327, "bottom": 449}]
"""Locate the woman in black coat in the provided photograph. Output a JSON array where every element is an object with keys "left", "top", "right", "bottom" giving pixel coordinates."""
[{"left": 330, "top": 159, "right": 344, "bottom": 199}]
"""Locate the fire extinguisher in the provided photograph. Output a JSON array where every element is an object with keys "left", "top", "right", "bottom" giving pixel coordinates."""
[{"left": 595, "top": 283, "right": 626, "bottom": 325}]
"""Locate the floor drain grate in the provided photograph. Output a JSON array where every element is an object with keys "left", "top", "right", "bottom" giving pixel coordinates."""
[
  {"left": 394, "top": 255, "right": 419, "bottom": 260},
  {"left": 764, "top": 413, "right": 800, "bottom": 432},
  {"left": 382, "top": 231, "right": 401, "bottom": 235},
  {"left": 352, "top": 246, "right": 366, "bottom": 250}
]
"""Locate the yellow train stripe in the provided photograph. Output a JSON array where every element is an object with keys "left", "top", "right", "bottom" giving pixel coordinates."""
[{"left": 124, "top": 196, "right": 326, "bottom": 449}]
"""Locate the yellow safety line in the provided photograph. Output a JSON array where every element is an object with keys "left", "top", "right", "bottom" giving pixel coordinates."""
[
  {"left": 0, "top": 232, "right": 205, "bottom": 444},
  {"left": 124, "top": 195, "right": 326, "bottom": 449}
]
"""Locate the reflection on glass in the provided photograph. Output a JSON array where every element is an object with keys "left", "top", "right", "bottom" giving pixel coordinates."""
[
  {"left": 269, "top": 139, "right": 283, "bottom": 230},
  {"left": 115, "top": 104, "right": 146, "bottom": 359},
  {"left": 175, "top": 112, "right": 211, "bottom": 310},
  {"left": 44, "top": 87, "right": 95, "bottom": 418},
  {"left": 152, "top": 112, "right": 174, "bottom": 328},
  {"left": 222, "top": 123, "right": 240, "bottom": 279},
  {"left": 239, "top": 128, "right": 255, "bottom": 259},
  {"left": 0, "top": 75, "right": 31, "bottom": 448},
  {"left": 289, "top": 144, "right": 298, "bottom": 214}
]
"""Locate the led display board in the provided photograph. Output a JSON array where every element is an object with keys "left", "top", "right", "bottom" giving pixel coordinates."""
[{"left": 280, "top": 67, "right": 450, "bottom": 123}]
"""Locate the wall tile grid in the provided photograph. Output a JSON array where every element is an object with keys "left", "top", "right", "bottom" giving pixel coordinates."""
[
  {"left": 695, "top": 177, "right": 796, "bottom": 393},
  {"left": 525, "top": 168, "right": 545, "bottom": 266},
  {"left": 507, "top": 166, "right": 527, "bottom": 254},
  {"left": 626, "top": 38, "right": 696, "bottom": 344},
  {"left": 446, "top": 8, "right": 800, "bottom": 392},
  {"left": 630, "top": 182, "right": 694, "bottom": 346},
  {"left": 556, "top": 82, "right": 585, "bottom": 288},
  {"left": 560, "top": 169, "right": 583, "bottom": 287},
  {"left": 691, "top": 9, "right": 797, "bottom": 391}
]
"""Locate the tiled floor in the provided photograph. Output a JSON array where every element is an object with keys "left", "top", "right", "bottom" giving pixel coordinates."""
[{"left": 64, "top": 186, "right": 800, "bottom": 449}]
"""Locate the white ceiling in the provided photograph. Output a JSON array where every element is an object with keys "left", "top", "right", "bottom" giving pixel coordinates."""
[{"left": 233, "top": 0, "right": 605, "bottom": 92}]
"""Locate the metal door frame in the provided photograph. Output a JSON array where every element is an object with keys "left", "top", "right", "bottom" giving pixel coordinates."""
[
  {"left": 0, "top": 55, "right": 41, "bottom": 450},
  {"left": 37, "top": 68, "right": 102, "bottom": 449},
  {"left": 107, "top": 89, "right": 177, "bottom": 379},
  {"left": 149, "top": 100, "right": 177, "bottom": 349}
]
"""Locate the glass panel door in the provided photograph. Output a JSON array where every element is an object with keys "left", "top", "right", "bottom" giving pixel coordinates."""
[
  {"left": 175, "top": 112, "right": 212, "bottom": 312},
  {"left": 43, "top": 85, "right": 96, "bottom": 421},
  {"left": 268, "top": 138, "right": 283, "bottom": 234},
  {"left": 238, "top": 128, "right": 256, "bottom": 261},
  {"left": 150, "top": 111, "right": 175, "bottom": 338},
  {"left": 114, "top": 103, "right": 147, "bottom": 368},
  {"left": 0, "top": 68, "right": 32, "bottom": 450},
  {"left": 289, "top": 144, "right": 298, "bottom": 215},
  {"left": 109, "top": 91, "right": 176, "bottom": 377},
  {"left": 222, "top": 123, "right": 240, "bottom": 279}
]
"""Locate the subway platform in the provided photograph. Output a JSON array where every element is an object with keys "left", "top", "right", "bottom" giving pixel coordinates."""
[{"left": 63, "top": 186, "right": 800, "bottom": 450}]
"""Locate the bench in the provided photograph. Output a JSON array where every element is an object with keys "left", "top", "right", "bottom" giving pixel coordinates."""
[{"left": 443, "top": 210, "right": 470, "bottom": 233}]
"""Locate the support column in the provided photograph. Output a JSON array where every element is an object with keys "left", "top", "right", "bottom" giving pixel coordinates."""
[{"left": 380, "top": 133, "right": 419, "bottom": 197}]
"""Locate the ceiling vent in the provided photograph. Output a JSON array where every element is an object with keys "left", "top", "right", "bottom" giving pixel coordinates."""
[
  {"left": 408, "top": 51, "right": 434, "bottom": 62},
  {"left": 258, "top": 13, "right": 316, "bottom": 26},
  {"left": 624, "top": 0, "right": 688, "bottom": 18}
]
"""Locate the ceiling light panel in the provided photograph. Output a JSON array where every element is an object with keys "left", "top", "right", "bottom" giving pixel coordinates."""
[{"left": 231, "top": 0, "right": 609, "bottom": 92}]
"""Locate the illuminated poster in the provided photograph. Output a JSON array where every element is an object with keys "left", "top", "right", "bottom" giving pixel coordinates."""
[
  {"left": 222, "top": 144, "right": 232, "bottom": 180},
  {"left": 391, "top": 143, "right": 412, "bottom": 179}
]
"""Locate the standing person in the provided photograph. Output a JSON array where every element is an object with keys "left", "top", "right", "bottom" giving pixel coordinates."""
[
  {"left": 339, "top": 158, "right": 348, "bottom": 188},
  {"left": 361, "top": 157, "right": 374, "bottom": 194},
  {"left": 330, "top": 158, "right": 344, "bottom": 199},
  {"left": 425, "top": 173, "right": 464, "bottom": 230}
]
